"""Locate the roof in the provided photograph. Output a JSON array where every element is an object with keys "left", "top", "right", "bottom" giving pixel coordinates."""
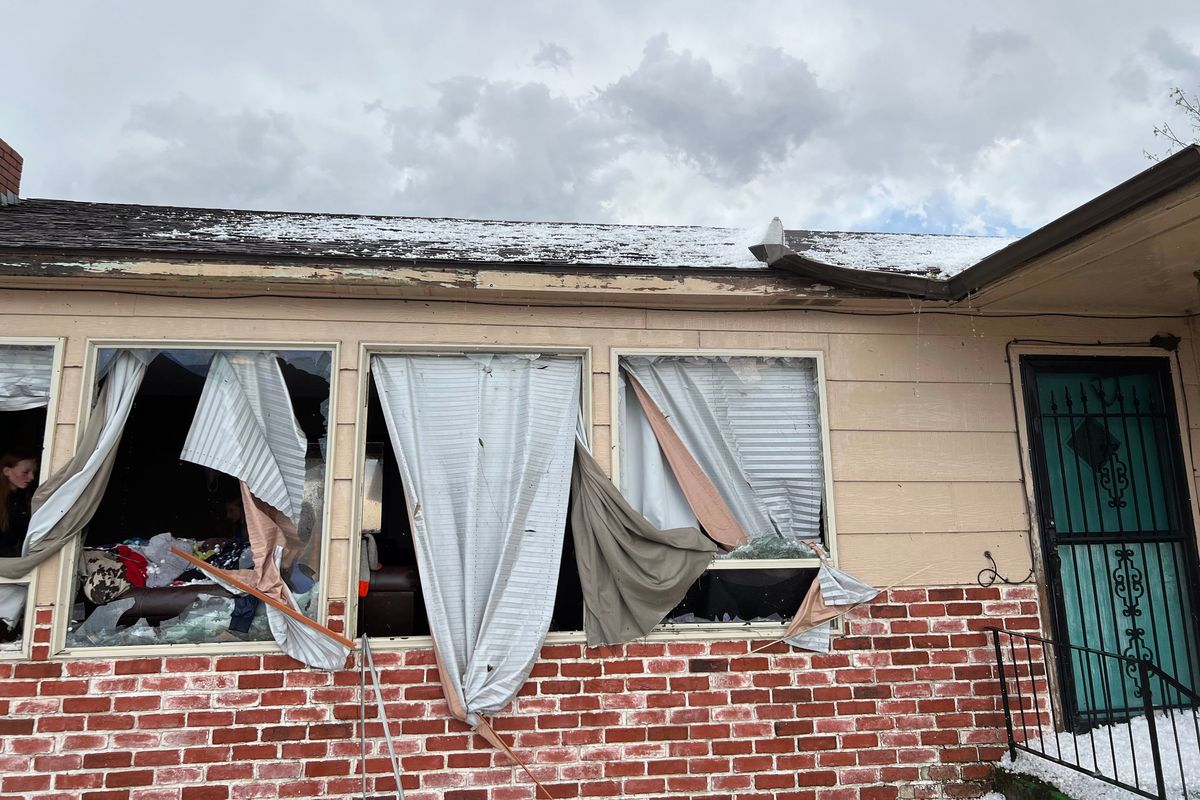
[
  {"left": 0, "top": 198, "right": 1010, "bottom": 276},
  {"left": 5, "top": 145, "right": 1200, "bottom": 299},
  {"left": 756, "top": 145, "right": 1200, "bottom": 301}
]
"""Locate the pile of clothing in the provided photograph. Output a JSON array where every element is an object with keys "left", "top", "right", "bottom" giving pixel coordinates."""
[{"left": 79, "top": 533, "right": 252, "bottom": 605}]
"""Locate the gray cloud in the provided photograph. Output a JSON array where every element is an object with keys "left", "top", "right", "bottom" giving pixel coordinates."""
[
  {"left": 8, "top": 1, "right": 1200, "bottom": 234},
  {"left": 533, "top": 42, "right": 573, "bottom": 72},
  {"left": 1146, "top": 28, "right": 1200, "bottom": 77},
  {"left": 92, "top": 95, "right": 395, "bottom": 214},
  {"left": 601, "top": 35, "right": 836, "bottom": 182},
  {"left": 382, "top": 78, "right": 628, "bottom": 220}
]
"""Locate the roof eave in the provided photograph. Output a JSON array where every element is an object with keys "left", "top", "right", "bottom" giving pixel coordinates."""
[
  {"left": 750, "top": 145, "right": 1200, "bottom": 301},
  {"left": 755, "top": 248, "right": 951, "bottom": 299},
  {"left": 948, "top": 144, "right": 1200, "bottom": 299}
]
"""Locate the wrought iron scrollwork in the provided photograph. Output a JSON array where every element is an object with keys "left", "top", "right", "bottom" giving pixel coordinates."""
[{"left": 1113, "top": 547, "right": 1152, "bottom": 693}]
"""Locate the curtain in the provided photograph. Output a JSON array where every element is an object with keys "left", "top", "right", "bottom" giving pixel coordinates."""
[
  {"left": 784, "top": 562, "right": 879, "bottom": 652},
  {"left": 570, "top": 440, "right": 718, "bottom": 646},
  {"left": 371, "top": 353, "right": 580, "bottom": 723},
  {"left": 180, "top": 352, "right": 308, "bottom": 523},
  {"left": 0, "top": 345, "right": 53, "bottom": 412},
  {"left": 625, "top": 373, "right": 747, "bottom": 549},
  {"left": 205, "top": 484, "right": 347, "bottom": 670},
  {"left": 0, "top": 351, "right": 147, "bottom": 580},
  {"left": 181, "top": 351, "right": 346, "bottom": 669},
  {"left": 620, "top": 356, "right": 824, "bottom": 543}
]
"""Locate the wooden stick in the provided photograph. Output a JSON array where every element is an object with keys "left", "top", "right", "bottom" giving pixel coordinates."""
[
  {"left": 748, "top": 564, "right": 934, "bottom": 655},
  {"left": 170, "top": 547, "right": 356, "bottom": 650},
  {"left": 477, "top": 717, "right": 557, "bottom": 800}
]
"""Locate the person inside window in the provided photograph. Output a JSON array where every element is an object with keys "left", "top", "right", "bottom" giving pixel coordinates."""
[
  {"left": 0, "top": 451, "right": 37, "bottom": 558},
  {"left": 0, "top": 451, "right": 37, "bottom": 643}
]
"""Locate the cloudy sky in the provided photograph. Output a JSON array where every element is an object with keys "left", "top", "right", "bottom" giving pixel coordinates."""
[{"left": 7, "top": 2, "right": 1200, "bottom": 236}]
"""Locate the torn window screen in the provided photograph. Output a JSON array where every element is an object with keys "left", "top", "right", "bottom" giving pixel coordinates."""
[
  {"left": 619, "top": 355, "right": 825, "bottom": 548},
  {"left": 618, "top": 354, "right": 829, "bottom": 626},
  {"left": 66, "top": 348, "right": 330, "bottom": 649},
  {"left": 0, "top": 344, "right": 55, "bottom": 649}
]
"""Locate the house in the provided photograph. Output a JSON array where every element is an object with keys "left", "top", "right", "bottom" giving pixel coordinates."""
[{"left": 2, "top": 133, "right": 1200, "bottom": 800}]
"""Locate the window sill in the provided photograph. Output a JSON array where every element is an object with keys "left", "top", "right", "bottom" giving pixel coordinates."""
[
  {"left": 361, "top": 620, "right": 841, "bottom": 653},
  {"left": 52, "top": 638, "right": 287, "bottom": 661}
]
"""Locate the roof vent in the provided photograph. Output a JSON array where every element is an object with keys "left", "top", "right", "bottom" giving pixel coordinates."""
[
  {"left": 748, "top": 217, "right": 790, "bottom": 264},
  {"left": 0, "top": 138, "right": 22, "bottom": 206}
]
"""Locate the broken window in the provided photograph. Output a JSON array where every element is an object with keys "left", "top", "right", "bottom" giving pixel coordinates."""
[
  {"left": 616, "top": 354, "right": 830, "bottom": 625},
  {"left": 65, "top": 347, "right": 331, "bottom": 649},
  {"left": 356, "top": 352, "right": 584, "bottom": 641},
  {"left": 0, "top": 343, "right": 56, "bottom": 652}
]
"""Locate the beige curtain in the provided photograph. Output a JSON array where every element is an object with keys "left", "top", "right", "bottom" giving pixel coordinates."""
[{"left": 0, "top": 352, "right": 146, "bottom": 580}]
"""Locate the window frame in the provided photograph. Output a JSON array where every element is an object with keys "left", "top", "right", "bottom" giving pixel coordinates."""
[
  {"left": 349, "top": 342, "right": 593, "bottom": 649},
  {"left": 0, "top": 337, "right": 65, "bottom": 660},
  {"left": 611, "top": 347, "right": 839, "bottom": 637},
  {"left": 52, "top": 338, "right": 340, "bottom": 659}
]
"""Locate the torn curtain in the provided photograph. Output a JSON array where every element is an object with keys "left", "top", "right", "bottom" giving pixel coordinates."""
[
  {"left": 210, "top": 484, "right": 347, "bottom": 670},
  {"left": 784, "top": 562, "right": 879, "bottom": 652},
  {"left": 370, "top": 353, "right": 580, "bottom": 724},
  {"left": 570, "top": 440, "right": 718, "bottom": 646},
  {"left": 0, "top": 351, "right": 147, "bottom": 580},
  {"left": 181, "top": 351, "right": 346, "bottom": 670}
]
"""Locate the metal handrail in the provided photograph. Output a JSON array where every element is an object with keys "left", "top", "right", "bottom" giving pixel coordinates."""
[{"left": 988, "top": 626, "right": 1200, "bottom": 800}]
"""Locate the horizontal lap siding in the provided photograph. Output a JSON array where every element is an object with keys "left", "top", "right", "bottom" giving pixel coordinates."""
[{"left": 3, "top": 290, "right": 1197, "bottom": 606}]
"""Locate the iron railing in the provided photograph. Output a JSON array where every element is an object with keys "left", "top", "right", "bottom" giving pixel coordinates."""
[{"left": 990, "top": 627, "right": 1200, "bottom": 799}]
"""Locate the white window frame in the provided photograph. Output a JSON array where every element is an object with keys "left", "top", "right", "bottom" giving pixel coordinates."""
[
  {"left": 349, "top": 343, "right": 592, "bottom": 650},
  {"left": 611, "top": 347, "right": 839, "bottom": 640},
  {"left": 0, "top": 337, "right": 65, "bottom": 661},
  {"left": 52, "top": 339, "right": 340, "bottom": 659}
]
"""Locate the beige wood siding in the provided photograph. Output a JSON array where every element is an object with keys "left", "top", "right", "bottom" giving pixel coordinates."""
[{"left": 4, "top": 288, "right": 1197, "bottom": 618}]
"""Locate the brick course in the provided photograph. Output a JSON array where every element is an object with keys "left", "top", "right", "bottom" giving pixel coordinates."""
[{"left": 0, "top": 585, "right": 1041, "bottom": 800}]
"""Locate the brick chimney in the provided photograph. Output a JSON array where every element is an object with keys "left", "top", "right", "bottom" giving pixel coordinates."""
[{"left": 0, "top": 138, "right": 22, "bottom": 205}]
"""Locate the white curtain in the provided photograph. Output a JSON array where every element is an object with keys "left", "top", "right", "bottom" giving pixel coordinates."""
[
  {"left": 617, "top": 376, "right": 697, "bottom": 531},
  {"left": 0, "top": 345, "right": 53, "bottom": 412},
  {"left": 371, "top": 353, "right": 580, "bottom": 721},
  {"left": 24, "top": 352, "right": 147, "bottom": 553},
  {"left": 620, "top": 356, "right": 823, "bottom": 542},
  {"left": 181, "top": 352, "right": 347, "bottom": 670},
  {"left": 180, "top": 352, "right": 308, "bottom": 523}
]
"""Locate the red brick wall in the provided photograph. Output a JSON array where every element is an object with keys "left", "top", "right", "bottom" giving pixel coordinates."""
[
  {"left": 0, "top": 138, "right": 21, "bottom": 202},
  {"left": 0, "top": 585, "right": 1040, "bottom": 800}
]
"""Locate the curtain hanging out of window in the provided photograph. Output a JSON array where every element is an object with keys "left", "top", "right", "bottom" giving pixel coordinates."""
[
  {"left": 370, "top": 353, "right": 579, "bottom": 726},
  {"left": 570, "top": 439, "right": 718, "bottom": 646},
  {"left": 0, "top": 345, "right": 53, "bottom": 412},
  {"left": 0, "top": 350, "right": 147, "bottom": 580}
]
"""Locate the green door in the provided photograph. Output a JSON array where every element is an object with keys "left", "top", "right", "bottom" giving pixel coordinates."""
[{"left": 1022, "top": 356, "right": 1200, "bottom": 725}]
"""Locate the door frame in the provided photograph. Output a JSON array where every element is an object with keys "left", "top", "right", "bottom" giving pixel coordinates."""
[{"left": 1011, "top": 345, "right": 1200, "bottom": 726}]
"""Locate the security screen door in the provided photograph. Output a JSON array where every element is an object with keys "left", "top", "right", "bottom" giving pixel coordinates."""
[{"left": 1021, "top": 356, "right": 1200, "bottom": 726}]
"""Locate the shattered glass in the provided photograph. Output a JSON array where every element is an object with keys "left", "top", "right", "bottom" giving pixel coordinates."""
[
  {"left": 66, "top": 587, "right": 319, "bottom": 648},
  {"left": 720, "top": 536, "right": 819, "bottom": 560}
]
